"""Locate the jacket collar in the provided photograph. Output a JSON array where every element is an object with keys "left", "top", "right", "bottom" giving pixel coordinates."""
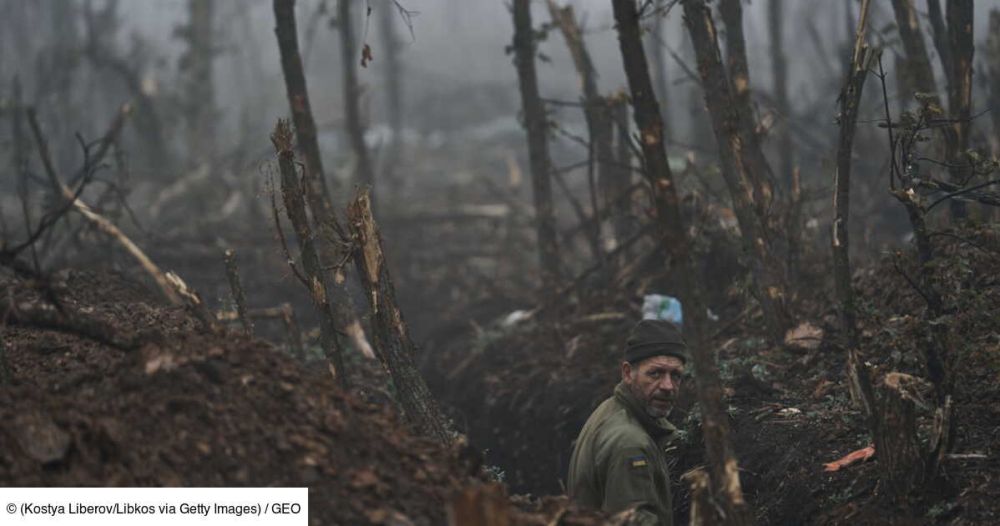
[{"left": 614, "top": 381, "right": 678, "bottom": 441}]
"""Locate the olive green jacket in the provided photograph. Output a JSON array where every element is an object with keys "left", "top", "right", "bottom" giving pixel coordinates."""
[{"left": 567, "top": 382, "right": 678, "bottom": 525}]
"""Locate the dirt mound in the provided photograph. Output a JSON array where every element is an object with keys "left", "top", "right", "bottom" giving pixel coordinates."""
[{"left": 0, "top": 269, "right": 470, "bottom": 525}]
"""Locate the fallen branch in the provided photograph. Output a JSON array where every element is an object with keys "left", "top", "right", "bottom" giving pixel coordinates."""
[
  {"left": 26, "top": 105, "right": 187, "bottom": 307},
  {"left": 0, "top": 287, "right": 140, "bottom": 350}
]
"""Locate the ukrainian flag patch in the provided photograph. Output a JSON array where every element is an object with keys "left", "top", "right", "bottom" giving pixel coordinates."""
[{"left": 628, "top": 455, "right": 648, "bottom": 468}]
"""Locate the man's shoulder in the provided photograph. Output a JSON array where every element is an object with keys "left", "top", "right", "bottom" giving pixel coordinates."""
[{"left": 591, "top": 398, "right": 656, "bottom": 452}]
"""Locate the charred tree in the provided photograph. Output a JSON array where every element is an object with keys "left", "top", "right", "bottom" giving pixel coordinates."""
[
  {"left": 718, "top": 0, "right": 774, "bottom": 213},
  {"left": 890, "top": 0, "right": 940, "bottom": 102},
  {"left": 611, "top": 95, "right": 636, "bottom": 246},
  {"left": 650, "top": 0, "right": 672, "bottom": 143},
  {"left": 889, "top": 0, "right": 972, "bottom": 219},
  {"left": 988, "top": 10, "right": 1000, "bottom": 155},
  {"left": 273, "top": 0, "right": 376, "bottom": 362},
  {"left": 927, "top": 0, "right": 953, "bottom": 83},
  {"left": 338, "top": 0, "right": 376, "bottom": 194},
  {"left": 272, "top": 120, "right": 349, "bottom": 384},
  {"left": 511, "top": 0, "right": 562, "bottom": 296},
  {"left": 768, "top": 0, "right": 793, "bottom": 191},
  {"left": 682, "top": 0, "right": 791, "bottom": 344},
  {"left": 612, "top": 1, "right": 750, "bottom": 523},
  {"left": 347, "top": 190, "right": 454, "bottom": 445},
  {"left": 833, "top": 0, "right": 878, "bottom": 422},
  {"left": 945, "top": 0, "right": 974, "bottom": 218},
  {"left": 274, "top": 0, "right": 336, "bottom": 201},
  {"left": 876, "top": 54, "right": 958, "bottom": 496},
  {"left": 545, "top": 0, "right": 612, "bottom": 260},
  {"left": 379, "top": 0, "right": 403, "bottom": 175}
]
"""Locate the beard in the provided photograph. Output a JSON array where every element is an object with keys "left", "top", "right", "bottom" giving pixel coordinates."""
[
  {"left": 627, "top": 382, "right": 673, "bottom": 419},
  {"left": 644, "top": 396, "right": 673, "bottom": 419}
]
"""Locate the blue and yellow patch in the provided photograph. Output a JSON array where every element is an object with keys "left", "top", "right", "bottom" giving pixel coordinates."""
[{"left": 627, "top": 455, "right": 648, "bottom": 469}]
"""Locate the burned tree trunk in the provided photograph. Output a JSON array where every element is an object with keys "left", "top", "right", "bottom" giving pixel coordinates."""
[
  {"left": 874, "top": 373, "right": 926, "bottom": 499},
  {"left": 650, "top": 0, "right": 672, "bottom": 143},
  {"left": 347, "top": 191, "right": 454, "bottom": 445},
  {"left": 890, "top": 0, "right": 940, "bottom": 102},
  {"left": 338, "top": 0, "right": 376, "bottom": 195},
  {"left": 273, "top": 0, "right": 375, "bottom": 362},
  {"left": 511, "top": 0, "right": 562, "bottom": 296},
  {"left": 945, "top": 0, "right": 974, "bottom": 219},
  {"left": 768, "top": 0, "right": 793, "bottom": 192},
  {"left": 833, "top": 0, "right": 878, "bottom": 421},
  {"left": 611, "top": 96, "right": 635, "bottom": 246},
  {"left": 612, "top": 1, "right": 750, "bottom": 523},
  {"left": 379, "top": 0, "right": 403, "bottom": 174},
  {"left": 988, "top": 10, "right": 1000, "bottom": 155},
  {"left": 273, "top": 0, "right": 336, "bottom": 202},
  {"left": 682, "top": 0, "right": 791, "bottom": 344},
  {"left": 718, "top": 0, "right": 774, "bottom": 213},
  {"left": 545, "top": 0, "right": 612, "bottom": 260},
  {"left": 927, "top": 0, "right": 953, "bottom": 86},
  {"left": 272, "top": 120, "right": 348, "bottom": 384},
  {"left": 889, "top": 0, "right": 971, "bottom": 219}
]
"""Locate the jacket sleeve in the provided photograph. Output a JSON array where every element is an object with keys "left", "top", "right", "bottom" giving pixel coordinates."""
[{"left": 601, "top": 445, "right": 669, "bottom": 525}]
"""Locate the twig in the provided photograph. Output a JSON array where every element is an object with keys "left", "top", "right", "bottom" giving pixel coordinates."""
[
  {"left": 926, "top": 178, "right": 1000, "bottom": 212},
  {"left": 267, "top": 175, "right": 309, "bottom": 288}
]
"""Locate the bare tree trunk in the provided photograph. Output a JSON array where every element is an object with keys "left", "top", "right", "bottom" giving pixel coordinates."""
[
  {"left": 889, "top": 0, "right": 970, "bottom": 220},
  {"left": 611, "top": 96, "right": 635, "bottom": 246},
  {"left": 945, "top": 0, "right": 974, "bottom": 219},
  {"left": 874, "top": 373, "right": 926, "bottom": 499},
  {"left": 545, "top": 0, "right": 612, "bottom": 260},
  {"left": 833, "top": 0, "right": 878, "bottom": 421},
  {"left": 683, "top": 0, "right": 791, "bottom": 344},
  {"left": 512, "top": 0, "right": 562, "bottom": 296},
  {"left": 347, "top": 190, "right": 454, "bottom": 445},
  {"left": 768, "top": 0, "right": 792, "bottom": 191},
  {"left": 274, "top": 0, "right": 335, "bottom": 202},
  {"left": 718, "top": 0, "right": 774, "bottom": 212},
  {"left": 612, "top": 1, "right": 750, "bottom": 523},
  {"left": 273, "top": 0, "right": 375, "bottom": 362},
  {"left": 987, "top": 10, "right": 1000, "bottom": 156},
  {"left": 181, "top": 0, "right": 216, "bottom": 165},
  {"left": 379, "top": 0, "right": 403, "bottom": 177},
  {"left": 271, "top": 120, "right": 348, "bottom": 385},
  {"left": 927, "top": 0, "right": 953, "bottom": 82},
  {"left": 890, "top": 0, "right": 941, "bottom": 102},
  {"left": 651, "top": 0, "right": 672, "bottom": 143},
  {"left": 338, "top": 0, "right": 376, "bottom": 195}
]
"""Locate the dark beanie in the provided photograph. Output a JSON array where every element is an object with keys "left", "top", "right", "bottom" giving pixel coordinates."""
[{"left": 624, "top": 319, "right": 689, "bottom": 364}]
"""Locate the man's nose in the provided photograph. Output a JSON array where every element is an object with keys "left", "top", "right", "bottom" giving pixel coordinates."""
[{"left": 658, "top": 375, "right": 677, "bottom": 391}]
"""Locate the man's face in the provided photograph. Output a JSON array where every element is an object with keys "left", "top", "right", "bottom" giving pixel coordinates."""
[{"left": 622, "top": 355, "right": 685, "bottom": 419}]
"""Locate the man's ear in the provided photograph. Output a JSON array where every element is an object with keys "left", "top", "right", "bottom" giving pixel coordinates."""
[{"left": 621, "top": 361, "right": 633, "bottom": 383}]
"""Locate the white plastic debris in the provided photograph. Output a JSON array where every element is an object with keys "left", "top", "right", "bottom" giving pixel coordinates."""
[
  {"left": 501, "top": 310, "right": 533, "bottom": 327},
  {"left": 641, "top": 295, "right": 683, "bottom": 325}
]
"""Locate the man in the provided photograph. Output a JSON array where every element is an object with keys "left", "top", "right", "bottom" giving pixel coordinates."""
[{"left": 567, "top": 319, "right": 687, "bottom": 525}]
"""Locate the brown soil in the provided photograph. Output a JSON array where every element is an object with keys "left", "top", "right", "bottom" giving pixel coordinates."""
[{"left": 0, "top": 269, "right": 471, "bottom": 525}]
